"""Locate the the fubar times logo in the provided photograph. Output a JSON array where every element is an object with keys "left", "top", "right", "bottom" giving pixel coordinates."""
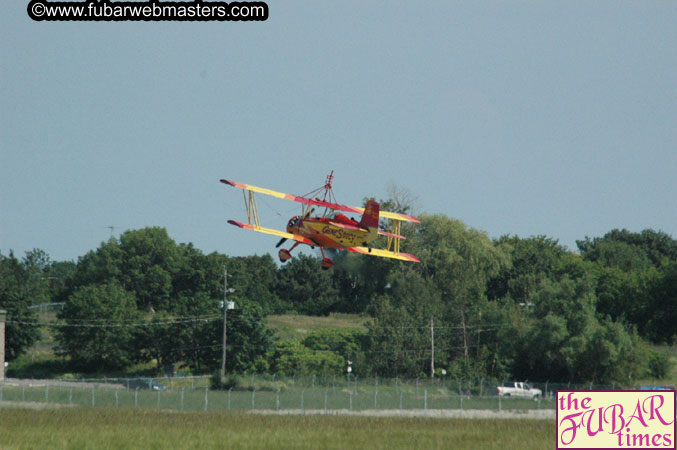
[{"left": 557, "top": 390, "right": 675, "bottom": 449}]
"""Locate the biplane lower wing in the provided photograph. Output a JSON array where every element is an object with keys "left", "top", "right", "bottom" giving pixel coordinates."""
[
  {"left": 347, "top": 247, "right": 420, "bottom": 262},
  {"left": 227, "top": 220, "right": 315, "bottom": 246}
]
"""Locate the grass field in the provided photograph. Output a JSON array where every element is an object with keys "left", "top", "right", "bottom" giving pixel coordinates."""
[
  {"left": 266, "top": 313, "right": 367, "bottom": 340},
  {"left": 0, "top": 408, "right": 554, "bottom": 450}
]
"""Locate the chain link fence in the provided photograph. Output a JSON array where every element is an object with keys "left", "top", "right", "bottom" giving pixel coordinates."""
[{"left": 0, "top": 375, "right": 639, "bottom": 412}]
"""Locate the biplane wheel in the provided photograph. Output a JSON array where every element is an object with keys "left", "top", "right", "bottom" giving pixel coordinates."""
[
  {"left": 278, "top": 248, "right": 292, "bottom": 263},
  {"left": 321, "top": 258, "right": 334, "bottom": 270}
]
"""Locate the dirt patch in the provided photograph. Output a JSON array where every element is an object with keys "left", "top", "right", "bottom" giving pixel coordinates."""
[
  {"left": 0, "top": 400, "right": 78, "bottom": 410},
  {"left": 250, "top": 408, "right": 555, "bottom": 419},
  {"left": 1, "top": 378, "right": 124, "bottom": 389}
]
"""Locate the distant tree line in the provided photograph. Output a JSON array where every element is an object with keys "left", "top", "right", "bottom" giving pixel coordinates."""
[{"left": 1, "top": 213, "right": 674, "bottom": 383}]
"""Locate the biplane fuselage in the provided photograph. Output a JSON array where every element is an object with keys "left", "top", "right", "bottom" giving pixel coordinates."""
[{"left": 286, "top": 215, "right": 377, "bottom": 249}]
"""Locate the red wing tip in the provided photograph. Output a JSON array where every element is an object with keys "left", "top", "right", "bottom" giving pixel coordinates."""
[
  {"left": 227, "top": 219, "right": 245, "bottom": 228},
  {"left": 220, "top": 179, "right": 236, "bottom": 186},
  {"left": 397, "top": 253, "right": 421, "bottom": 263},
  {"left": 396, "top": 213, "right": 420, "bottom": 223}
]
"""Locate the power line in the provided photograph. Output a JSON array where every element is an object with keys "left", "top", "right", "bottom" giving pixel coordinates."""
[
  {"left": 20, "top": 314, "right": 222, "bottom": 323},
  {"left": 7, "top": 314, "right": 516, "bottom": 337},
  {"left": 7, "top": 316, "right": 222, "bottom": 328}
]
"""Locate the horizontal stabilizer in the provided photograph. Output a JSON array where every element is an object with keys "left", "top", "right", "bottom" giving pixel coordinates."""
[{"left": 378, "top": 230, "right": 406, "bottom": 240}]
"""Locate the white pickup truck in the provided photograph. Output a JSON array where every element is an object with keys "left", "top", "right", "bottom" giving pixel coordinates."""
[{"left": 497, "top": 382, "right": 542, "bottom": 399}]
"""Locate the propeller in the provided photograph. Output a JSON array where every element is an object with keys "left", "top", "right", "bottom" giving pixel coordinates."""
[{"left": 276, "top": 208, "right": 313, "bottom": 249}]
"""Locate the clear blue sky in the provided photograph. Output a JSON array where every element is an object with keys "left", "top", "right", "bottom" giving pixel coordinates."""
[{"left": 2, "top": 1, "right": 676, "bottom": 262}]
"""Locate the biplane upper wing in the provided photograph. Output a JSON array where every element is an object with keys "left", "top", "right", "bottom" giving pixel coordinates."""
[
  {"left": 227, "top": 220, "right": 315, "bottom": 246},
  {"left": 347, "top": 247, "right": 420, "bottom": 262},
  {"left": 220, "top": 179, "right": 420, "bottom": 223}
]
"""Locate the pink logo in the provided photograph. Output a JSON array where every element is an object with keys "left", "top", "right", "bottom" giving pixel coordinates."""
[{"left": 556, "top": 390, "right": 675, "bottom": 449}]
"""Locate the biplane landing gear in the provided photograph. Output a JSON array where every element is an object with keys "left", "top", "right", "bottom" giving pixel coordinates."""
[
  {"left": 279, "top": 242, "right": 300, "bottom": 263},
  {"left": 319, "top": 248, "right": 334, "bottom": 270},
  {"left": 278, "top": 248, "right": 292, "bottom": 262}
]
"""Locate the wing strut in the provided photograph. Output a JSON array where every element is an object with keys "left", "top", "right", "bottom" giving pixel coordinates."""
[
  {"left": 243, "top": 189, "right": 261, "bottom": 228},
  {"left": 385, "top": 219, "right": 402, "bottom": 255}
]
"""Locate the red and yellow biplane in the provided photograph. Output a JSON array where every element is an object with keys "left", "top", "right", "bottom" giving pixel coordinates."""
[{"left": 220, "top": 172, "right": 420, "bottom": 269}]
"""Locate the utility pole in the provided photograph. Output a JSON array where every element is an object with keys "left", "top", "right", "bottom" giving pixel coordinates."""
[
  {"left": 0, "top": 310, "right": 6, "bottom": 381},
  {"left": 461, "top": 310, "right": 469, "bottom": 364},
  {"left": 220, "top": 269, "right": 236, "bottom": 380},
  {"left": 221, "top": 268, "right": 228, "bottom": 380},
  {"left": 476, "top": 310, "right": 481, "bottom": 358},
  {"left": 430, "top": 316, "right": 435, "bottom": 379}
]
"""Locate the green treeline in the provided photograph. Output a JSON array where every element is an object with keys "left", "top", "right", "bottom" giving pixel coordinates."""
[{"left": 1, "top": 217, "right": 675, "bottom": 384}]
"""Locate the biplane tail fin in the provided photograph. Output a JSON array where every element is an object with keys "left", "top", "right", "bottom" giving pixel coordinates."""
[{"left": 359, "top": 200, "right": 380, "bottom": 230}]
